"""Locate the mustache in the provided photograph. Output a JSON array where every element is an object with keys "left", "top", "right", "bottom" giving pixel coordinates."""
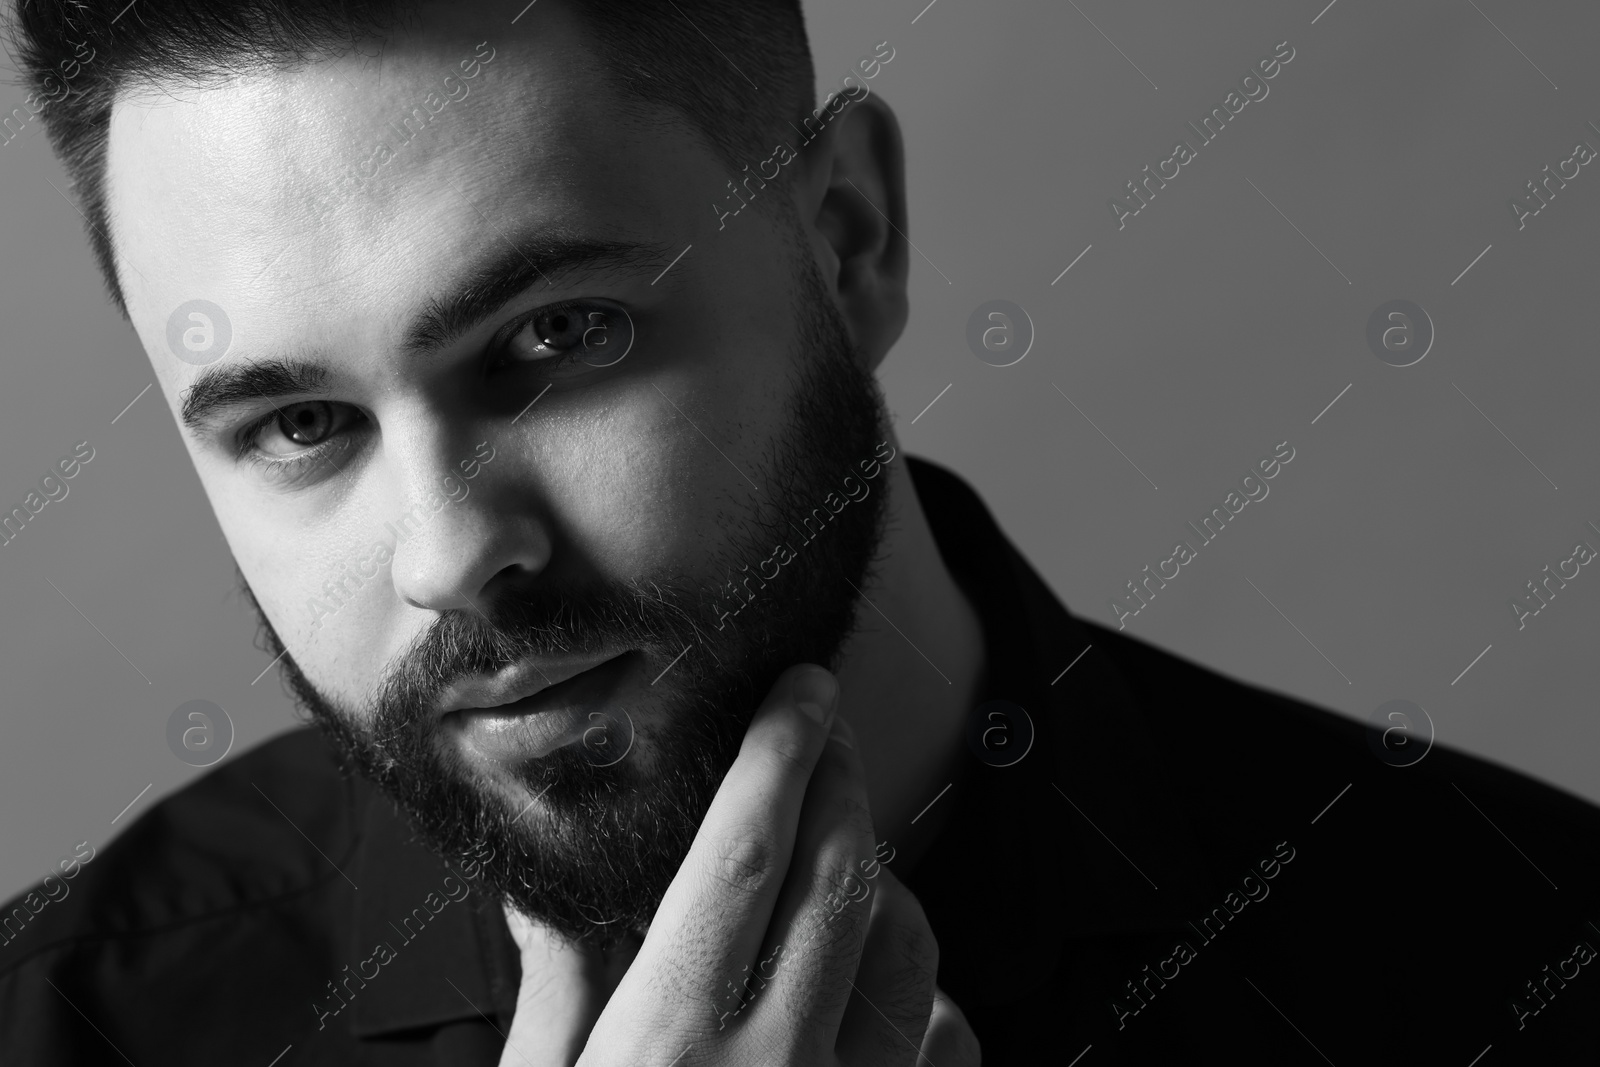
[{"left": 370, "top": 576, "right": 715, "bottom": 730}]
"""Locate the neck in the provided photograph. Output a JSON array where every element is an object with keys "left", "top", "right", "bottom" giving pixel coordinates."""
[{"left": 832, "top": 445, "right": 986, "bottom": 876}]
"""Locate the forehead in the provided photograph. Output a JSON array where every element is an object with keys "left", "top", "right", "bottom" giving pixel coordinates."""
[{"left": 103, "top": 2, "right": 699, "bottom": 373}]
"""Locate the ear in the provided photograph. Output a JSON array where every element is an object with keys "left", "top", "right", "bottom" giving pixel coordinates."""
[{"left": 790, "top": 92, "right": 909, "bottom": 373}]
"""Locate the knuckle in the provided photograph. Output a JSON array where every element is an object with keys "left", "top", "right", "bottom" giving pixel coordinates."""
[
  {"left": 836, "top": 790, "right": 875, "bottom": 837},
  {"left": 864, "top": 1024, "right": 907, "bottom": 1065},
  {"left": 887, "top": 910, "right": 940, "bottom": 977},
  {"left": 865, "top": 921, "right": 938, "bottom": 1016},
  {"left": 805, "top": 890, "right": 863, "bottom": 955},
  {"left": 706, "top": 827, "right": 782, "bottom": 897},
  {"left": 795, "top": 860, "right": 875, "bottom": 957},
  {"left": 868, "top": 884, "right": 941, "bottom": 994},
  {"left": 819, "top": 852, "right": 868, "bottom": 903},
  {"left": 757, "top": 726, "right": 815, "bottom": 780}
]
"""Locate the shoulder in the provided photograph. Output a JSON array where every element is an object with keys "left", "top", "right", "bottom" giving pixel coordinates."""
[
  {"left": 1071, "top": 623, "right": 1600, "bottom": 1056},
  {"left": 0, "top": 726, "right": 360, "bottom": 977},
  {"left": 1082, "top": 617, "right": 1600, "bottom": 867}
]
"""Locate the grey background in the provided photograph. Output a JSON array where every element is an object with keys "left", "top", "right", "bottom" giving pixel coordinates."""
[{"left": 2, "top": 0, "right": 1596, "bottom": 901}]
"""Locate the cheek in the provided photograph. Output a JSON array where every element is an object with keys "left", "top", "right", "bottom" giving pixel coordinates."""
[
  {"left": 213, "top": 482, "right": 395, "bottom": 702},
  {"left": 530, "top": 373, "right": 784, "bottom": 578},
  {"left": 531, "top": 400, "right": 704, "bottom": 572}
]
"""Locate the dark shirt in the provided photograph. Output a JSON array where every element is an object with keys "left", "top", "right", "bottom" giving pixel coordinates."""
[{"left": 4, "top": 456, "right": 1599, "bottom": 1064}]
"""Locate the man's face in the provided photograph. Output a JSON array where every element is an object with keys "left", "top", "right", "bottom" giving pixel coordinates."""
[{"left": 107, "top": 2, "right": 892, "bottom": 947}]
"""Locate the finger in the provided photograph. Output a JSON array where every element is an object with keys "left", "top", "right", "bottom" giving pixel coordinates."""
[
  {"left": 622, "top": 663, "right": 840, "bottom": 1022},
  {"left": 921, "top": 985, "right": 982, "bottom": 1067},
  {"left": 497, "top": 904, "right": 627, "bottom": 1067},
  {"left": 833, "top": 866, "right": 941, "bottom": 1067},
  {"left": 739, "top": 713, "right": 878, "bottom": 1050}
]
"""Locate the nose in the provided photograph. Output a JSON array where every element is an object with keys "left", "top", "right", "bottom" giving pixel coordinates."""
[{"left": 384, "top": 435, "right": 553, "bottom": 615}]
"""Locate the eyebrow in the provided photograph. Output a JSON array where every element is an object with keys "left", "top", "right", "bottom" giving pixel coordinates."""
[
  {"left": 179, "top": 232, "right": 675, "bottom": 435},
  {"left": 401, "top": 233, "right": 673, "bottom": 354},
  {"left": 180, "top": 357, "right": 329, "bottom": 435}
]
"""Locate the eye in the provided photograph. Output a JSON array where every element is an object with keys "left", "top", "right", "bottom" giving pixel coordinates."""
[
  {"left": 497, "top": 299, "right": 634, "bottom": 370},
  {"left": 250, "top": 401, "right": 364, "bottom": 457}
]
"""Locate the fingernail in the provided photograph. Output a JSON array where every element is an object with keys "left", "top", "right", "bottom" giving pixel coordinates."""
[{"left": 793, "top": 666, "right": 838, "bottom": 726}]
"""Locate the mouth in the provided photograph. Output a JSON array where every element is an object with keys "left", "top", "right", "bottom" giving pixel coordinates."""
[{"left": 440, "top": 650, "right": 647, "bottom": 765}]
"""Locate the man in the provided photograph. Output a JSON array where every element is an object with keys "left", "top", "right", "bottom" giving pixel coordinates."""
[{"left": 2, "top": 0, "right": 1598, "bottom": 1063}]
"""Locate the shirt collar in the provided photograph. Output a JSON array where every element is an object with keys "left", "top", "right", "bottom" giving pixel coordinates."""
[{"left": 898, "top": 456, "right": 1213, "bottom": 1004}]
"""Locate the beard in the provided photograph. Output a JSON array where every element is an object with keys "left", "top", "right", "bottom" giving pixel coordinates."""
[{"left": 242, "top": 250, "right": 893, "bottom": 951}]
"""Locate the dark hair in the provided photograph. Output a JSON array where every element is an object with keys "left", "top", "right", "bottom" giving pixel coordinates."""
[{"left": 4, "top": 0, "right": 816, "bottom": 318}]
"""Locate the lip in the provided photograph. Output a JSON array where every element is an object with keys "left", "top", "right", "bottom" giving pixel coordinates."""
[
  {"left": 440, "top": 650, "right": 645, "bottom": 764},
  {"left": 435, "top": 652, "right": 627, "bottom": 719}
]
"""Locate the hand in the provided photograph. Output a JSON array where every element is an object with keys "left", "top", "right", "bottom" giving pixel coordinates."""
[{"left": 548, "top": 662, "right": 978, "bottom": 1066}]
